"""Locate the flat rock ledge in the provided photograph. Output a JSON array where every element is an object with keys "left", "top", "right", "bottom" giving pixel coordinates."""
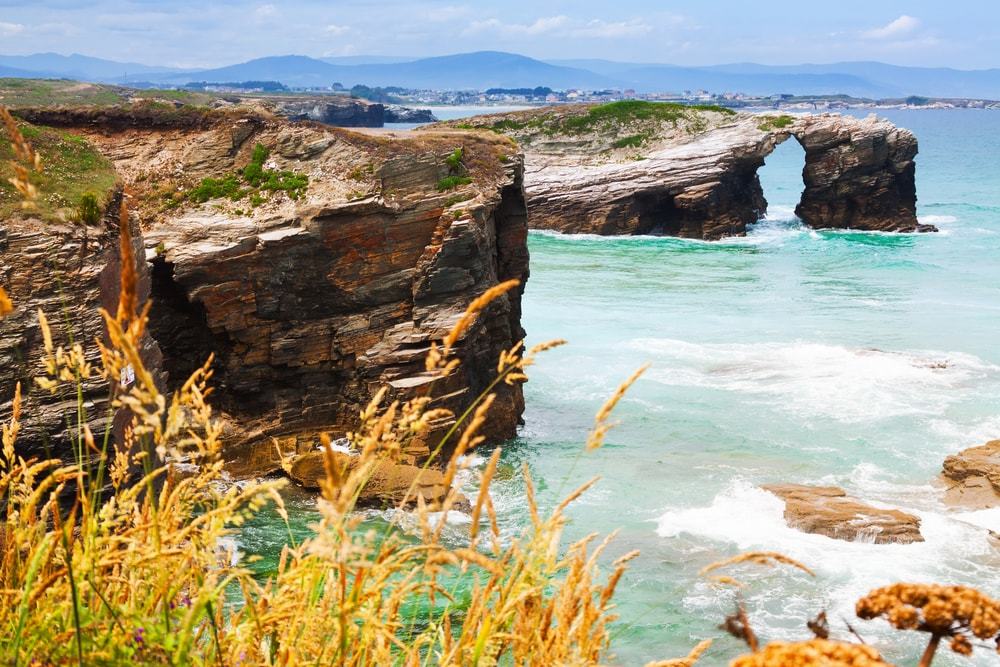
[
  {"left": 942, "top": 440, "right": 1000, "bottom": 510},
  {"left": 763, "top": 484, "right": 924, "bottom": 545}
]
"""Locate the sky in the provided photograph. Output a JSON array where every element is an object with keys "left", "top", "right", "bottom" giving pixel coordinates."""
[{"left": 0, "top": 0, "right": 998, "bottom": 70}]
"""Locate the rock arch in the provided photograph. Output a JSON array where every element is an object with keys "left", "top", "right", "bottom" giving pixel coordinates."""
[{"left": 522, "top": 113, "right": 930, "bottom": 240}]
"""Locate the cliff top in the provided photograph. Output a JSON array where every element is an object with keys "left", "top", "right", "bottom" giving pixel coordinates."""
[
  {"left": 0, "top": 118, "right": 116, "bottom": 220},
  {"left": 432, "top": 100, "right": 747, "bottom": 166},
  {"left": 0, "top": 78, "right": 218, "bottom": 108},
  {"left": 3, "top": 105, "right": 518, "bottom": 229}
]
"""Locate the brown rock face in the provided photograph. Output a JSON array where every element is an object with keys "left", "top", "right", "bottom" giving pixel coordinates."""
[
  {"left": 2, "top": 109, "right": 529, "bottom": 477},
  {"left": 763, "top": 484, "right": 924, "bottom": 545},
  {"left": 145, "top": 161, "right": 527, "bottom": 472},
  {"left": 942, "top": 440, "right": 1000, "bottom": 509},
  {"left": 0, "top": 194, "right": 162, "bottom": 459}
]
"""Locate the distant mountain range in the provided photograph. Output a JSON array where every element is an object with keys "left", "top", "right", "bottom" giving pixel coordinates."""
[{"left": 1, "top": 51, "right": 999, "bottom": 99}]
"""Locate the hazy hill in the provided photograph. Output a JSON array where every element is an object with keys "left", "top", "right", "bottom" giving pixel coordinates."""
[
  {"left": 150, "top": 51, "right": 615, "bottom": 90},
  {"left": 0, "top": 52, "right": 182, "bottom": 82},
  {"left": 1, "top": 50, "right": 998, "bottom": 98},
  {"left": 554, "top": 58, "right": 1000, "bottom": 98}
]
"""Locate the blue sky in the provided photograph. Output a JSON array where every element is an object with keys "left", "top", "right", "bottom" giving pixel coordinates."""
[{"left": 0, "top": 0, "right": 997, "bottom": 69}]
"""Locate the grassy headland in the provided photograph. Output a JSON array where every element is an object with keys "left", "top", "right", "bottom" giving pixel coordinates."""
[{"left": 0, "top": 120, "right": 115, "bottom": 219}]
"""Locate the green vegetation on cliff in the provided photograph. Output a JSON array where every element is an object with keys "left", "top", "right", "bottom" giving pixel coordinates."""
[
  {"left": 451, "top": 100, "right": 738, "bottom": 151},
  {"left": 187, "top": 142, "right": 308, "bottom": 205},
  {"left": 0, "top": 78, "right": 214, "bottom": 108},
  {"left": 757, "top": 114, "right": 795, "bottom": 131},
  {"left": 0, "top": 120, "right": 115, "bottom": 219},
  {"left": 560, "top": 100, "right": 734, "bottom": 134}
]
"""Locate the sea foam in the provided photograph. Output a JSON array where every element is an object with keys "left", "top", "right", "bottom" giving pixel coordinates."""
[{"left": 632, "top": 338, "right": 997, "bottom": 423}]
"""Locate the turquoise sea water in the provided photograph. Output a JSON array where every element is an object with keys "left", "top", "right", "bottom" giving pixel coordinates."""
[{"left": 242, "top": 109, "right": 1000, "bottom": 665}]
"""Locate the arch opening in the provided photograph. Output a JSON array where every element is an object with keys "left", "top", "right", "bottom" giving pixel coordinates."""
[{"left": 756, "top": 135, "right": 806, "bottom": 227}]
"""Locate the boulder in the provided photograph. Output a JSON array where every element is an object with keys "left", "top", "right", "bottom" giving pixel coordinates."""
[
  {"left": 942, "top": 440, "right": 1000, "bottom": 509},
  {"left": 762, "top": 484, "right": 923, "bottom": 544},
  {"left": 284, "top": 450, "right": 457, "bottom": 508}
]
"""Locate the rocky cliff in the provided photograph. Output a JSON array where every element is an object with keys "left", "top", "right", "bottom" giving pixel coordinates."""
[
  {"left": 0, "top": 194, "right": 162, "bottom": 460},
  {"left": 440, "top": 104, "right": 928, "bottom": 239},
  {"left": 1, "top": 108, "right": 528, "bottom": 476},
  {"left": 262, "top": 97, "right": 438, "bottom": 128},
  {"left": 265, "top": 97, "right": 386, "bottom": 127}
]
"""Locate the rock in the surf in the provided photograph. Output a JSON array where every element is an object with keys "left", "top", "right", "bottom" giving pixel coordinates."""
[
  {"left": 762, "top": 483, "right": 924, "bottom": 544},
  {"left": 942, "top": 440, "right": 1000, "bottom": 509},
  {"left": 284, "top": 450, "right": 455, "bottom": 508}
]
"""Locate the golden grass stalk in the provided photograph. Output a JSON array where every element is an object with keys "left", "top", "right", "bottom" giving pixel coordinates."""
[
  {"left": 586, "top": 363, "right": 649, "bottom": 451},
  {"left": 0, "top": 106, "right": 41, "bottom": 208},
  {"left": 645, "top": 638, "right": 713, "bottom": 667}
]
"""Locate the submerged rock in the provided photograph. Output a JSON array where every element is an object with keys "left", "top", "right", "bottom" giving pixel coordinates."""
[
  {"left": 942, "top": 440, "right": 1000, "bottom": 509},
  {"left": 762, "top": 483, "right": 924, "bottom": 544}
]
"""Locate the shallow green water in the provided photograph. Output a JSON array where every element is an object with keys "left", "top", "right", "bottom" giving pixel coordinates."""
[{"left": 242, "top": 110, "right": 1000, "bottom": 665}]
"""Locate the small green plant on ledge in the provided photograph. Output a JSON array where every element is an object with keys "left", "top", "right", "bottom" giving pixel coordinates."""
[
  {"left": 436, "top": 175, "right": 472, "bottom": 191},
  {"left": 187, "top": 142, "right": 308, "bottom": 205},
  {"left": 437, "top": 145, "right": 472, "bottom": 191},
  {"left": 444, "top": 147, "right": 464, "bottom": 171},
  {"left": 611, "top": 133, "right": 649, "bottom": 149},
  {"left": 76, "top": 192, "right": 102, "bottom": 225},
  {"left": 758, "top": 114, "right": 795, "bottom": 131}
]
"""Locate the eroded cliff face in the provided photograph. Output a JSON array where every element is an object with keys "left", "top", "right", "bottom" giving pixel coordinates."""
[
  {"left": 442, "top": 107, "right": 925, "bottom": 240},
  {"left": 1, "top": 109, "right": 528, "bottom": 476},
  {"left": 0, "top": 193, "right": 162, "bottom": 459}
]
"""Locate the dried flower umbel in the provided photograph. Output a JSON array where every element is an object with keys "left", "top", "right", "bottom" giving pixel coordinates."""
[
  {"left": 856, "top": 583, "right": 1000, "bottom": 666},
  {"left": 729, "top": 638, "right": 890, "bottom": 667}
]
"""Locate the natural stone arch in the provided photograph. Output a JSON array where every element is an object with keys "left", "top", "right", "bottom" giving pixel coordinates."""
[{"left": 517, "top": 112, "right": 928, "bottom": 240}]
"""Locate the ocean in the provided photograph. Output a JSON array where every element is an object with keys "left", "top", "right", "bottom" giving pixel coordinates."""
[{"left": 241, "top": 109, "right": 1000, "bottom": 665}]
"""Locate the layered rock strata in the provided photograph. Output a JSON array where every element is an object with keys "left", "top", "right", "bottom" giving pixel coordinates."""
[
  {"left": 763, "top": 484, "right": 924, "bottom": 545},
  {"left": 442, "top": 106, "right": 926, "bottom": 240},
  {"left": 1, "top": 108, "right": 528, "bottom": 482},
  {"left": 0, "top": 193, "right": 162, "bottom": 459}
]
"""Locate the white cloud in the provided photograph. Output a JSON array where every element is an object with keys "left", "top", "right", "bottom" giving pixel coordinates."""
[
  {"left": 465, "top": 15, "right": 569, "bottom": 37},
  {"left": 253, "top": 4, "right": 276, "bottom": 20},
  {"left": 572, "top": 19, "right": 652, "bottom": 39},
  {"left": 324, "top": 24, "right": 350, "bottom": 36},
  {"left": 464, "top": 15, "right": 650, "bottom": 39},
  {"left": 0, "top": 21, "right": 24, "bottom": 36},
  {"left": 862, "top": 15, "right": 920, "bottom": 40}
]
